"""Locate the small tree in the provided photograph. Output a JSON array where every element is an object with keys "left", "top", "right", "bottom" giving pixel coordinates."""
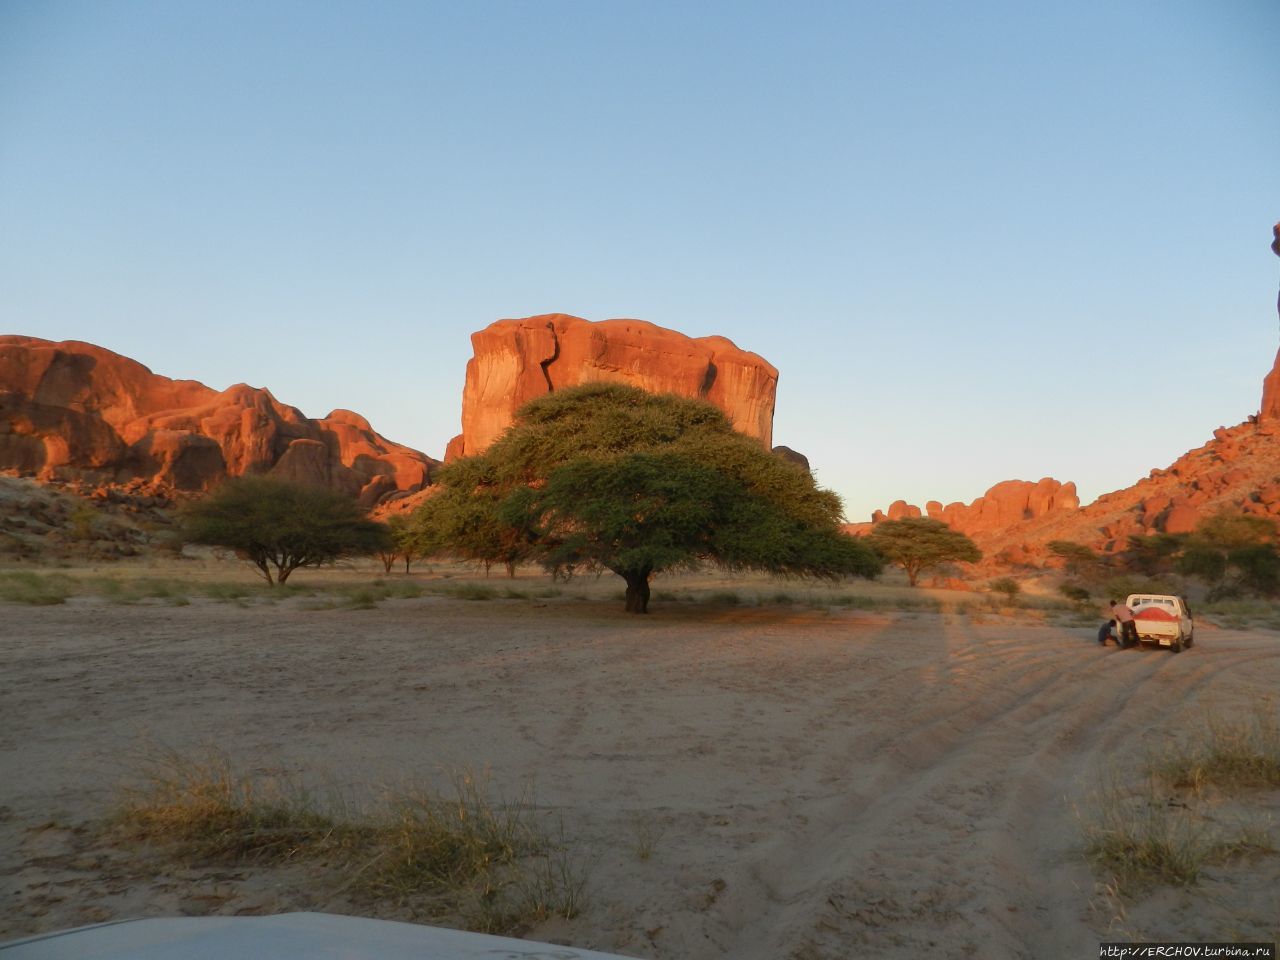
[
  {"left": 867, "top": 517, "right": 981, "bottom": 587},
  {"left": 375, "top": 514, "right": 418, "bottom": 574},
  {"left": 375, "top": 524, "right": 399, "bottom": 574},
  {"left": 1047, "top": 540, "right": 1105, "bottom": 579},
  {"left": 183, "top": 476, "right": 390, "bottom": 585}
]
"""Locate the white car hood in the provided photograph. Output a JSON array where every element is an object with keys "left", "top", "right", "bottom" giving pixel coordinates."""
[{"left": 0, "top": 912, "right": 635, "bottom": 960}]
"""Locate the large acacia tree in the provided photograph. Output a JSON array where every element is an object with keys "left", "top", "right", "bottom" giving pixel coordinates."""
[
  {"left": 183, "top": 476, "right": 390, "bottom": 585},
  {"left": 421, "top": 383, "right": 880, "bottom": 612}
]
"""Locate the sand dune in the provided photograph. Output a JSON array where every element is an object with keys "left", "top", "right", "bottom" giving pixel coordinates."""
[{"left": 2, "top": 585, "right": 1277, "bottom": 956}]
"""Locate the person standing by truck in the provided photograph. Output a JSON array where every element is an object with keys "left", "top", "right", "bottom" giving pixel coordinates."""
[{"left": 1110, "top": 598, "right": 1139, "bottom": 648}]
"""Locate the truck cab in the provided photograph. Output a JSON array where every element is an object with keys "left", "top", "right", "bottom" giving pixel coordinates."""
[{"left": 1125, "top": 594, "right": 1194, "bottom": 653}]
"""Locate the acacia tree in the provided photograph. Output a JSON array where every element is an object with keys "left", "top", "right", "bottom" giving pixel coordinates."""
[
  {"left": 429, "top": 383, "right": 881, "bottom": 613},
  {"left": 183, "top": 476, "right": 390, "bottom": 585},
  {"left": 1047, "top": 540, "right": 1106, "bottom": 579},
  {"left": 866, "top": 516, "right": 981, "bottom": 586}
]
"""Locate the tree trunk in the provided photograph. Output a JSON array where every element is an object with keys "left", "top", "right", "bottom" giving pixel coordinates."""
[
  {"left": 906, "top": 563, "right": 920, "bottom": 587},
  {"left": 621, "top": 568, "right": 652, "bottom": 614},
  {"left": 404, "top": 556, "right": 411, "bottom": 574},
  {"left": 505, "top": 560, "right": 516, "bottom": 579},
  {"left": 254, "top": 559, "right": 275, "bottom": 586}
]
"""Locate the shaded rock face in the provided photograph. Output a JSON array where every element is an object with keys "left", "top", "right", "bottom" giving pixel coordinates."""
[
  {"left": 448, "top": 314, "right": 779, "bottom": 459},
  {"left": 0, "top": 336, "right": 436, "bottom": 503}
]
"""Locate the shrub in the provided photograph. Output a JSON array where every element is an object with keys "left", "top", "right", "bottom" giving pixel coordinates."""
[
  {"left": 0, "top": 571, "right": 76, "bottom": 605},
  {"left": 988, "top": 577, "right": 1021, "bottom": 601},
  {"left": 1058, "top": 582, "right": 1091, "bottom": 603}
]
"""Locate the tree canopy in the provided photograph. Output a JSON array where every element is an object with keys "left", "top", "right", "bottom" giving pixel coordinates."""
[
  {"left": 182, "top": 476, "right": 390, "bottom": 585},
  {"left": 866, "top": 516, "right": 982, "bottom": 586},
  {"left": 417, "top": 383, "right": 880, "bottom": 612}
]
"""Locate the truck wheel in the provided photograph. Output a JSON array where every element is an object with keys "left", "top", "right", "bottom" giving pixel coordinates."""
[{"left": 1171, "top": 634, "right": 1183, "bottom": 654}]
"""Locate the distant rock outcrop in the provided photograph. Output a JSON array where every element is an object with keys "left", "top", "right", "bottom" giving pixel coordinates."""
[
  {"left": 0, "top": 336, "right": 436, "bottom": 504},
  {"left": 446, "top": 314, "right": 778, "bottom": 459},
  {"left": 862, "top": 479, "right": 1080, "bottom": 538}
]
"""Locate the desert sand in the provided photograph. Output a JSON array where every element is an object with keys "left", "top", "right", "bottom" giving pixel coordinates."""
[{"left": 2, "top": 569, "right": 1278, "bottom": 958}]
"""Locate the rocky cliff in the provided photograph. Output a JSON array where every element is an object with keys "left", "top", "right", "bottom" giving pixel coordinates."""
[
  {"left": 0, "top": 336, "right": 436, "bottom": 505},
  {"left": 854, "top": 395, "right": 1280, "bottom": 569},
  {"left": 446, "top": 314, "right": 778, "bottom": 459}
]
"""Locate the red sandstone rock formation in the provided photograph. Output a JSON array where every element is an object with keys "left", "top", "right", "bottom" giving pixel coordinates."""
[
  {"left": 0, "top": 336, "right": 436, "bottom": 504},
  {"left": 1261, "top": 223, "right": 1280, "bottom": 420},
  {"left": 865, "top": 479, "right": 1080, "bottom": 539},
  {"left": 447, "top": 314, "right": 778, "bottom": 459}
]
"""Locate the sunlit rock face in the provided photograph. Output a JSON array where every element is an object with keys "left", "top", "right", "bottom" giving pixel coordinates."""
[
  {"left": 0, "top": 335, "right": 436, "bottom": 504},
  {"left": 865, "top": 479, "right": 1079, "bottom": 537},
  {"left": 446, "top": 313, "right": 778, "bottom": 459}
]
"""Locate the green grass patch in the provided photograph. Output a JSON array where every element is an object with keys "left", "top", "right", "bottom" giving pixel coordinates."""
[
  {"left": 0, "top": 570, "right": 77, "bottom": 605},
  {"left": 825, "top": 593, "right": 943, "bottom": 613},
  {"left": 435, "top": 583, "right": 499, "bottom": 601}
]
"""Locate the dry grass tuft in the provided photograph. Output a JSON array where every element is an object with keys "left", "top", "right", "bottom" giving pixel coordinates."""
[
  {"left": 107, "top": 750, "right": 585, "bottom": 933},
  {"left": 110, "top": 749, "right": 340, "bottom": 862},
  {"left": 1081, "top": 705, "right": 1280, "bottom": 899},
  {"left": 1081, "top": 776, "right": 1216, "bottom": 892},
  {"left": 1151, "top": 703, "right": 1280, "bottom": 790}
]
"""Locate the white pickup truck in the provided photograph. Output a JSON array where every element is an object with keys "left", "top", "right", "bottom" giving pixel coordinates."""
[{"left": 1126, "top": 594, "right": 1195, "bottom": 653}]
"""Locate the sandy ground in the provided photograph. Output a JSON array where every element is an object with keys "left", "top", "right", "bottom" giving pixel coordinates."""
[{"left": 2, "top": 574, "right": 1278, "bottom": 958}]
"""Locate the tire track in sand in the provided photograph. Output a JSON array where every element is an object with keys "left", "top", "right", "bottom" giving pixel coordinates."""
[{"left": 698, "top": 623, "right": 1278, "bottom": 960}]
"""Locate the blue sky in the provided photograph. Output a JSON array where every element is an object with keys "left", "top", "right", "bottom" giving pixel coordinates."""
[{"left": 2, "top": 0, "right": 1278, "bottom": 521}]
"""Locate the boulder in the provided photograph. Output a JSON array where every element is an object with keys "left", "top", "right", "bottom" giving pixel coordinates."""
[
  {"left": 1162, "top": 504, "right": 1200, "bottom": 534},
  {"left": 448, "top": 314, "right": 778, "bottom": 458},
  {"left": 771, "top": 445, "right": 810, "bottom": 472},
  {"left": 886, "top": 500, "right": 921, "bottom": 520}
]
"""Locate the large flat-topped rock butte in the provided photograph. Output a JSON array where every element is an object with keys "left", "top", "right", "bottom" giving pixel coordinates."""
[
  {"left": 0, "top": 336, "right": 437, "bottom": 505},
  {"left": 446, "top": 314, "right": 779, "bottom": 460}
]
